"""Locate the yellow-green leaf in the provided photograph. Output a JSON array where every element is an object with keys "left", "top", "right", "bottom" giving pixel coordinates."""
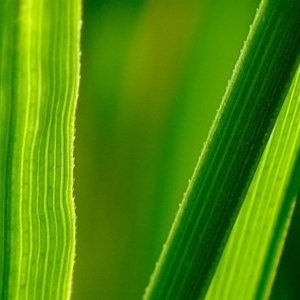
[{"left": 0, "top": 0, "right": 81, "bottom": 298}]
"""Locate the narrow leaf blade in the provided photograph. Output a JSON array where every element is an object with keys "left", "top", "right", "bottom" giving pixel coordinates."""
[
  {"left": 144, "top": 0, "right": 300, "bottom": 298},
  {"left": 0, "top": 0, "right": 81, "bottom": 298},
  {"left": 206, "top": 63, "right": 300, "bottom": 300}
]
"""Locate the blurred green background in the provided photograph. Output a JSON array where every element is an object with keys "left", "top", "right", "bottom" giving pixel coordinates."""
[{"left": 73, "top": 0, "right": 299, "bottom": 299}]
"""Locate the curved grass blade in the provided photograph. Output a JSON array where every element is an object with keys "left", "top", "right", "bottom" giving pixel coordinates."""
[
  {"left": 144, "top": 0, "right": 300, "bottom": 298},
  {"left": 206, "top": 63, "right": 300, "bottom": 300},
  {"left": 0, "top": 0, "right": 81, "bottom": 298}
]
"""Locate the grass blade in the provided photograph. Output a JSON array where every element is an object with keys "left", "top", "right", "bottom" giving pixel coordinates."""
[
  {"left": 206, "top": 62, "right": 300, "bottom": 300},
  {"left": 0, "top": 0, "right": 18, "bottom": 296},
  {"left": 258, "top": 149, "right": 300, "bottom": 299},
  {"left": 144, "top": 0, "right": 300, "bottom": 298},
  {"left": 0, "top": 0, "right": 81, "bottom": 298}
]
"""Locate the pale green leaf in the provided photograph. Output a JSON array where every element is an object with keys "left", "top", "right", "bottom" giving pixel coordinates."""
[{"left": 0, "top": 0, "right": 81, "bottom": 298}]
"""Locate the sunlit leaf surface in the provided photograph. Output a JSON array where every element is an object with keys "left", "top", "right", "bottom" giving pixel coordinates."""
[{"left": 0, "top": 0, "right": 80, "bottom": 298}]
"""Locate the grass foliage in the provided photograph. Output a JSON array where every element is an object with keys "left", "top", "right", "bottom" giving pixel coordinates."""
[
  {"left": 207, "top": 63, "right": 300, "bottom": 300},
  {"left": 1, "top": 0, "right": 300, "bottom": 299},
  {"left": 0, "top": 0, "right": 80, "bottom": 298},
  {"left": 144, "top": 0, "right": 300, "bottom": 298}
]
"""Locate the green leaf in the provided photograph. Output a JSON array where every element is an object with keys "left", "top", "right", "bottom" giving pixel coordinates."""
[
  {"left": 0, "top": 0, "right": 81, "bottom": 298},
  {"left": 144, "top": 0, "right": 300, "bottom": 298},
  {"left": 206, "top": 62, "right": 300, "bottom": 300}
]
